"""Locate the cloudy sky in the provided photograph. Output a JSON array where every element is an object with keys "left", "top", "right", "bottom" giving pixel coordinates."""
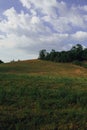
[{"left": 0, "top": 0, "right": 87, "bottom": 62}]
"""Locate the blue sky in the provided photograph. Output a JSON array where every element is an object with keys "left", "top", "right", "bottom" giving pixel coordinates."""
[{"left": 0, "top": 0, "right": 87, "bottom": 62}]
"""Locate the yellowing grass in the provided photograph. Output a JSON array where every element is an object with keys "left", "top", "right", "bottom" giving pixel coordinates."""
[{"left": 0, "top": 59, "right": 87, "bottom": 77}]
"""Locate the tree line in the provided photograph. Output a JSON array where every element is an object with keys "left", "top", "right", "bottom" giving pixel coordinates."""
[
  {"left": 0, "top": 60, "right": 3, "bottom": 64},
  {"left": 39, "top": 44, "right": 87, "bottom": 62}
]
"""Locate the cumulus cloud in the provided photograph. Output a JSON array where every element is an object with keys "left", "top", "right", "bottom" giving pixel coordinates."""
[
  {"left": 0, "top": 0, "right": 87, "bottom": 61},
  {"left": 72, "top": 31, "right": 87, "bottom": 41}
]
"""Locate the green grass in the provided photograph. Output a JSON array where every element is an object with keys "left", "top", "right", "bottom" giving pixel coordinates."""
[
  {"left": 0, "top": 59, "right": 87, "bottom": 77},
  {"left": 0, "top": 60, "right": 87, "bottom": 129}
]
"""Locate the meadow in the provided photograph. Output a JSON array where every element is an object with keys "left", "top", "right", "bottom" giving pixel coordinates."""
[{"left": 0, "top": 60, "right": 87, "bottom": 130}]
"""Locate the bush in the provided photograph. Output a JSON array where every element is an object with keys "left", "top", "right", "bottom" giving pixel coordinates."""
[{"left": 72, "top": 60, "right": 83, "bottom": 66}]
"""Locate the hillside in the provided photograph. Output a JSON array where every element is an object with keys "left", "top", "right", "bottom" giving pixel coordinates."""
[
  {"left": 0, "top": 60, "right": 87, "bottom": 130},
  {"left": 0, "top": 59, "right": 87, "bottom": 77}
]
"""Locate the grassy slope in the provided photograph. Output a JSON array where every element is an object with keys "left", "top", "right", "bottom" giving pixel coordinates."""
[
  {"left": 0, "top": 59, "right": 87, "bottom": 77},
  {"left": 0, "top": 60, "right": 87, "bottom": 130}
]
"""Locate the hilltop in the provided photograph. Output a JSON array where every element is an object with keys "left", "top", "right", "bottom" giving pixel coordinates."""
[{"left": 0, "top": 59, "right": 87, "bottom": 77}]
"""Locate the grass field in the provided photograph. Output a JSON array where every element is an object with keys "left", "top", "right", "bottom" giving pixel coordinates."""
[{"left": 0, "top": 60, "right": 87, "bottom": 130}]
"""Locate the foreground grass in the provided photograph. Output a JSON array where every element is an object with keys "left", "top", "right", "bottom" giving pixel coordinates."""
[{"left": 0, "top": 73, "right": 87, "bottom": 130}]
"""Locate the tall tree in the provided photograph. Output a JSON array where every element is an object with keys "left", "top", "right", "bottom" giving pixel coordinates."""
[
  {"left": 39, "top": 49, "right": 47, "bottom": 60},
  {"left": 0, "top": 60, "right": 3, "bottom": 64}
]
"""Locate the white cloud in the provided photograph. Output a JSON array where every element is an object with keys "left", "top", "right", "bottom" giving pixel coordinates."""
[
  {"left": 19, "top": 0, "right": 31, "bottom": 9},
  {"left": 83, "top": 6, "right": 87, "bottom": 11},
  {"left": 20, "top": 0, "right": 57, "bottom": 10},
  {"left": 72, "top": 31, "right": 87, "bottom": 41},
  {"left": 0, "top": 0, "right": 87, "bottom": 61},
  {"left": 19, "top": 0, "right": 68, "bottom": 19},
  {"left": 78, "top": 5, "right": 87, "bottom": 12}
]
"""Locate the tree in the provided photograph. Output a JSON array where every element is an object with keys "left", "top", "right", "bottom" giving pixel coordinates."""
[
  {"left": 39, "top": 44, "right": 87, "bottom": 63},
  {"left": 71, "top": 44, "right": 83, "bottom": 52},
  {"left": 49, "top": 49, "right": 56, "bottom": 61},
  {"left": 70, "top": 44, "right": 83, "bottom": 61},
  {"left": 82, "top": 48, "right": 87, "bottom": 60},
  {"left": 0, "top": 60, "right": 3, "bottom": 64},
  {"left": 39, "top": 49, "right": 47, "bottom": 60}
]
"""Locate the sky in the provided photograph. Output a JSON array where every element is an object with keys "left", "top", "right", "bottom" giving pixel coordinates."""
[{"left": 0, "top": 0, "right": 87, "bottom": 62}]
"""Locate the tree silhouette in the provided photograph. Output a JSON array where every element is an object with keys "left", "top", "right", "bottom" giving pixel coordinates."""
[{"left": 39, "top": 44, "right": 87, "bottom": 63}]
